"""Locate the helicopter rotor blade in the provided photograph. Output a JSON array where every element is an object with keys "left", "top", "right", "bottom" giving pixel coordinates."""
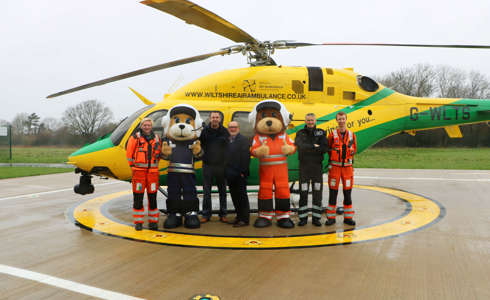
[
  {"left": 280, "top": 41, "right": 490, "bottom": 49},
  {"left": 141, "top": 0, "right": 260, "bottom": 45},
  {"left": 46, "top": 49, "right": 230, "bottom": 99}
]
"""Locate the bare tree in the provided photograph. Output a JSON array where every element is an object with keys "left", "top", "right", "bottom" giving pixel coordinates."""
[
  {"left": 11, "top": 113, "right": 29, "bottom": 134},
  {"left": 62, "top": 100, "right": 114, "bottom": 139},
  {"left": 41, "top": 117, "right": 62, "bottom": 132},
  {"left": 434, "top": 66, "right": 466, "bottom": 98},
  {"left": 378, "top": 64, "right": 436, "bottom": 97},
  {"left": 464, "top": 71, "right": 490, "bottom": 99}
]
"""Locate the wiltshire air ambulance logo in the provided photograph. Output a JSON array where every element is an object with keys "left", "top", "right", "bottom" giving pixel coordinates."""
[
  {"left": 191, "top": 294, "right": 220, "bottom": 300},
  {"left": 243, "top": 79, "right": 256, "bottom": 92}
]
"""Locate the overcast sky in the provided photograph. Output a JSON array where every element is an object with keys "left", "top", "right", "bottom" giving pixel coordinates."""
[{"left": 2, "top": 0, "right": 490, "bottom": 123}]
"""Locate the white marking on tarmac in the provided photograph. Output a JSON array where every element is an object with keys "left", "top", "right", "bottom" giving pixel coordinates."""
[
  {"left": 357, "top": 176, "right": 490, "bottom": 182},
  {"left": 0, "top": 181, "right": 125, "bottom": 202},
  {"left": 0, "top": 264, "right": 145, "bottom": 300}
]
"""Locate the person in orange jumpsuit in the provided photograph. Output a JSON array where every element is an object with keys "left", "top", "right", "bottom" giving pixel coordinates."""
[
  {"left": 326, "top": 111, "right": 357, "bottom": 226},
  {"left": 249, "top": 100, "right": 296, "bottom": 228},
  {"left": 126, "top": 117, "right": 162, "bottom": 231}
]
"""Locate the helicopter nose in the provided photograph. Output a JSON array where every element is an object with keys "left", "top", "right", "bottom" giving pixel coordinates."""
[
  {"left": 179, "top": 124, "right": 185, "bottom": 130},
  {"left": 266, "top": 120, "right": 273, "bottom": 127}
]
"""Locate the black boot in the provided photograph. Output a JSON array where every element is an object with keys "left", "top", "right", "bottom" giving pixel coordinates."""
[
  {"left": 344, "top": 218, "right": 356, "bottom": 226},
  {"left": 312, "top": 218, "right": 322, "bottom": 227},
  {"left": 184, "top": 212, "right": 201, "bottom": 229},
  {"left": 135, "top": 223, "right": 143, "bottom": 231},
  {"left": 298, "top": 218, "right": 307, "bottom": 226},
  {"left": 149, "top": 222, "right": 158, "bottom": 231},
  {"left": 254, "top": 217, "right": 272, "bottom": 228},
  {"left": 164, "top": 213, "right": 182, "bottom": 229},
  {"left": 325, "top": 218, "right": 336, "bottom": 226},
  {"left": 277, "top": 218, "right": 295, "bottom": 228}
]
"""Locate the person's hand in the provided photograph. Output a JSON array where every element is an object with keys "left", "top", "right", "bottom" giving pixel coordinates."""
[
  {"left": 162, "top": 141, "right": 172, "bottom": 157},
  {"left": 314, "top": 144, "right": 319, "bottom": 148}
]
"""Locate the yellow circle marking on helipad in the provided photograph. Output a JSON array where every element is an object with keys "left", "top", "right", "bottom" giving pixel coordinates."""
[{"left": 71, "top": 185, "right": 442, "bottom": 249}]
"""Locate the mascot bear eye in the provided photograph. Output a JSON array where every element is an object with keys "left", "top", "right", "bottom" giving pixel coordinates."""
[
  {"left": 174, "top": 117, "right": 180, "bottom": 123},
  {"left": 185, "top": 118, "right": 191, "bottom": 124},
  {"left": 261, "top": 112, "right": 266, "bottom": 118},
  {"left": 271, "top": 112, "right": 276, "bottom": 117}
]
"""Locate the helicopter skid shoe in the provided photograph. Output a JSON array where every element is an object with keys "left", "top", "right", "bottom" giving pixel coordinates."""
[{"left": 277, "top": 218, "right": 295, "bottom": 229}]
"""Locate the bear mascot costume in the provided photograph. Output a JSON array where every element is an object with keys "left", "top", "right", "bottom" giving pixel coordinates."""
[
  {"left": 249, "top": 99, "right": 296, "bottom": 228},
  {"left": 161, "top": 104, "right": 204, "bottom": 229}
]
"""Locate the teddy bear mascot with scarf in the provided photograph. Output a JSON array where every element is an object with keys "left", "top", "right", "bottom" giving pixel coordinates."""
[{"left": 161, "top": 104, "right": 204, "bottom": 229}]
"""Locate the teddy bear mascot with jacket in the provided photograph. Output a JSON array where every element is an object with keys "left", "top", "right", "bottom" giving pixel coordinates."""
[
  {"left": 161, "top": 104, "right": 204, "bottom": 229},
  {"left": 249, "top": 99, "right": 296, "bottom": 228}
]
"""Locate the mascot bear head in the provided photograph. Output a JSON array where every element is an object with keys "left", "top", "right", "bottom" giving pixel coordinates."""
[
  {"left": 248, "top": 99, "right": 292, "bottom": 135},
  {"left": 161, "top": 104, "right": 203, "bottom": 141}
]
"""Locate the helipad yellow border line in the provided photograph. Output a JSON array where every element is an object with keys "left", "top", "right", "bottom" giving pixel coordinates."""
[{"left": 70, "top": 185, "right": 444, "bottom": 249}]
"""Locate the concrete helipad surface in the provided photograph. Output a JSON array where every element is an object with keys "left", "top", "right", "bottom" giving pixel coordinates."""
[{"left": 0, "top": 169, "right": 489, "bottom": 299}]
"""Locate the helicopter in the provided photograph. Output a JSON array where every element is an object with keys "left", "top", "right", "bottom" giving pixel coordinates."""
[{"left": 46, "top": 0, "right": 490, "bottom": 195}]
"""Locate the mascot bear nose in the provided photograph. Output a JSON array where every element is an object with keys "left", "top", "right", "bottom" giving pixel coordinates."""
[
  {"left": 179, "top": 124, "right": 185, "bottom": 130},
  {"left": 266, "top": 120, "right": 273, "bottom": 127}
]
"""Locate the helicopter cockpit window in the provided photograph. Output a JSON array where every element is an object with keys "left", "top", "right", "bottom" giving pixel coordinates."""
[
  {"left": 110, "top": 105, "right": 155, "bottom": 146},
  {"left": 357, "top": 75, "right": 379, "bottom": 92},
  {"left": 231, "top": 111, "right": 254, "bottom": 140}
]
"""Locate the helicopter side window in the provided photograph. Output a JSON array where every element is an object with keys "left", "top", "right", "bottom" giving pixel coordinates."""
[
  {"left": 357, "top": 75, "right": 379, "bottom": 92},
  {"left": 231, "top": 111, "right": 254, "bottom": 140},
  {"left": 110, "top": 105, "right": 155, "bottom": 146}
]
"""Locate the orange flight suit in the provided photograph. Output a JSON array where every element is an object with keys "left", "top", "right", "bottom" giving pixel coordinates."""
[
  {"left": 126, "top": 131, "right": 161, "bottom": 225},
  {"left": 326, "top": 129, "right": 357, "bottom": 220}
]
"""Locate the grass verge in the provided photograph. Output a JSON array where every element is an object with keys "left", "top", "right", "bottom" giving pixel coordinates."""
[
  {"left": 0, "top": 147, "right": 77, "bottom": 163},
  {"left": 0, "top": 167, "right": 73, "bottom": 179},
  {"left": 356, "top": 147, "right": 490, "bottom": 169}
]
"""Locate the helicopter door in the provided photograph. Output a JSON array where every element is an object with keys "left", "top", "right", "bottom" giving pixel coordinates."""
[{"left": 307, "top": 66, "right": 323, "bottom": 92}]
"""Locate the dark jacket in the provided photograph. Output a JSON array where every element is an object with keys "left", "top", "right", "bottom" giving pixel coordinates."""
[
  {"left": 199, "top": 124, "right": 230, "bottom": 165},
  {"left": 294, "top": 125, "right": 328, "bottom": 164},
  {"left": 225, "top": 133, "right": 250, "bottom": 179}
]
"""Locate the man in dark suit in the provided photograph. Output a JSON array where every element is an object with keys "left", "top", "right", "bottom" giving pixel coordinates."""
[{"left": 225, "top": 121, "right": 250, "bottom": 227}]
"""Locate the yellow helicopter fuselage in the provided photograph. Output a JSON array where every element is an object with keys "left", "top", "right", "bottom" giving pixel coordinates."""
[{"left": 68, "top": 66, "right": 490, "bottom": 186}]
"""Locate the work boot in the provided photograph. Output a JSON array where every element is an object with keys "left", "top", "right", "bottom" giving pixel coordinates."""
[
  {"left": 149, "top": 222, "right": 158, "bottom": 231},
  {"left": 297, "top": 218, "right": 307, "bottom": 226},
  {"left": 135, "top": 223, "right": 143, "bottom": 231},
  {"left": 164, "top": 213, "right": 182, "bottom": 229},
  {"left": 254, "top": 217, "right": 272, "bottom": 228},
  {"left": 184, "top": 212, "right": 201, "bottom": 229},
  {"left": 344, "top": 218, "right": 356, "bottom": 226},
  {"left": 312, "top": 218, "right": 322, "bottom": 227},
  {"left": 277, "top": 218, "right": 295, "bottom": 229},
  {"left": 325, "top": 218, "right": 336, "bottom": 226}
]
